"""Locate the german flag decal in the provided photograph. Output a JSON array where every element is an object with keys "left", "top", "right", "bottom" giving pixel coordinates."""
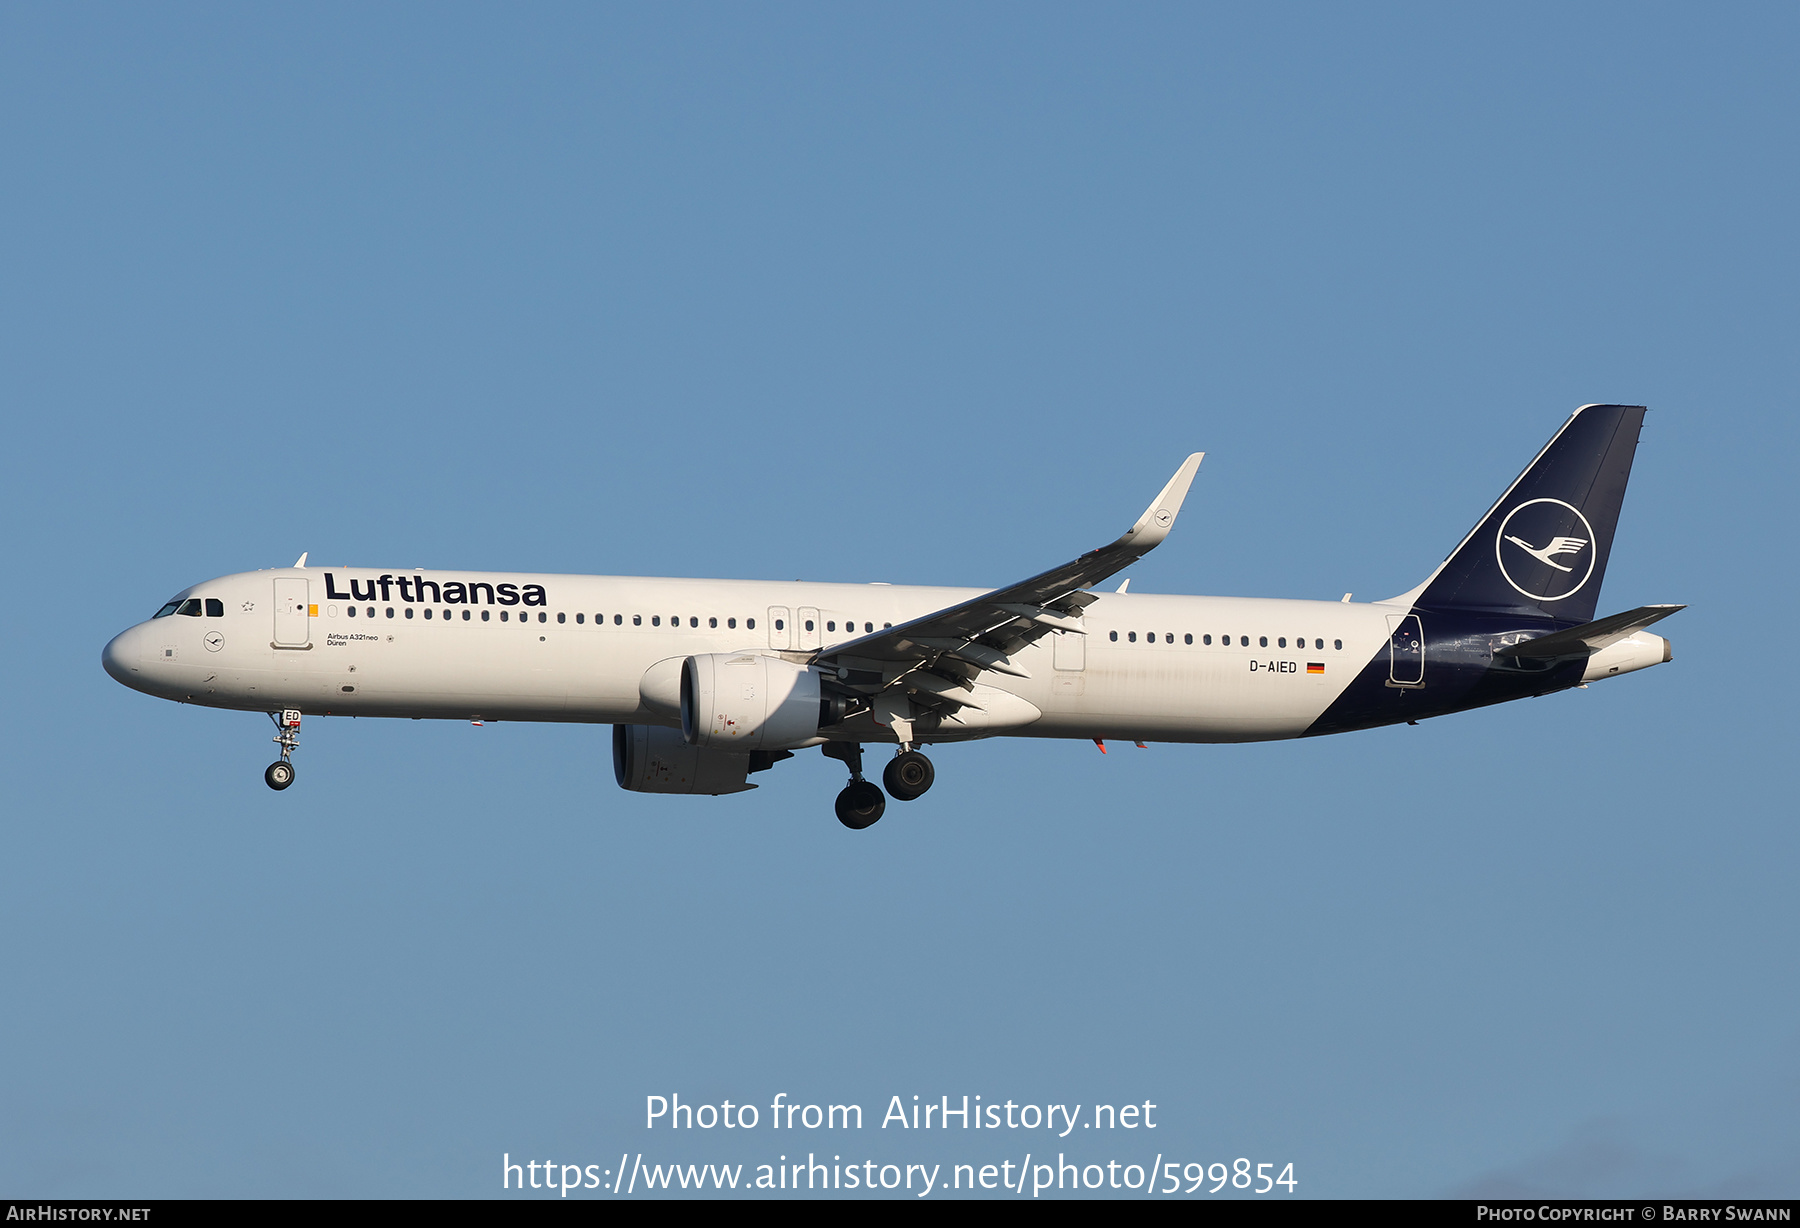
[{"left": 1306, "top": 662, "right": 1325, "bottom": 674}]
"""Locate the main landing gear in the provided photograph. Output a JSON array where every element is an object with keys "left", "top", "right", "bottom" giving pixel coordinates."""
[
  {"left": 822, "top": 743, "right": 936, "bottom": 829},
  {"left": 824, "top": 742, "right": 883, "bottom": 829},
  {"left": 264, "top": 709, "right": 301, "bottom": 791},
  {"left": 882, "top": 749, "right": 935, "bottom": 802}
]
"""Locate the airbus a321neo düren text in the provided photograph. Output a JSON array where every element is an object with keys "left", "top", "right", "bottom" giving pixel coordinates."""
[{"left": 103, "top": 404, "right": 1680, "bottom": 829}]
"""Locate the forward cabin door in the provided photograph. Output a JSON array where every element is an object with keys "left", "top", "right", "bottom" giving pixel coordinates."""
[
  {"left": 1386, "top": 613, "right": 1424, "bottom": 688},
  {"left": 273, "top": 578, "right": 311, "bottom": 647},
  {"left": 767, "top": 606, "right": 792, "bottom": 650}
]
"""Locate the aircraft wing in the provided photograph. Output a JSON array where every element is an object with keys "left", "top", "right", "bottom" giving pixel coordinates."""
[
  {"left": 1495, "top": 603, "right": 1687, "bottom": 661},
  {"left": 812, "top": 454, "right": 1202, "bottom": 724}
]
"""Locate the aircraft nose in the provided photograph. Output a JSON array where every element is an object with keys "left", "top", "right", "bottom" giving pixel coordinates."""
[{"left": 102, "top": 626, "right": 141, "bottom": 685}]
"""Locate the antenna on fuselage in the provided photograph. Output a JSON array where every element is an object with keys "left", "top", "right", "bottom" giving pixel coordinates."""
[{"left": 293, "top": 552, "right": 308, "bottom": 568}]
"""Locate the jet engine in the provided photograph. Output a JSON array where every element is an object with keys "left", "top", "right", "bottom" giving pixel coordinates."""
[
  {"left": 681, "top": 652, "right": 834, "bottom": 751},
  {"left": 612, "top": 723, "right": 756, "bottom": 795}
]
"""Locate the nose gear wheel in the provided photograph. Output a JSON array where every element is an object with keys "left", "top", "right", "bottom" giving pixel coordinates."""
[{"left": 264, "top": 709, "right": 301, "bottom": 791}]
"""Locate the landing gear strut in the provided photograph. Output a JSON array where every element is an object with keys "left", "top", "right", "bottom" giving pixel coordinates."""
[
  {"left": 265, "top": 709, "right": 300, "bottom": 791},
  {"left": 824, "top": 742, "right": 885, "bottom": 829},
  {"left": 883, "top": 749, "right": 935, "bottom": 801}
]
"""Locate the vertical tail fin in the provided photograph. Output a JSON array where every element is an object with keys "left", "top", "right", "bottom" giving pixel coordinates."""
[{"left": 1406, "top": 405, "right": 1646, "bottom": 623}]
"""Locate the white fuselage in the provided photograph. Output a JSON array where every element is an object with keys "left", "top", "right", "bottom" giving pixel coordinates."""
[{"left": 104, "top": 568, "right": 1394, "bottom": 744}]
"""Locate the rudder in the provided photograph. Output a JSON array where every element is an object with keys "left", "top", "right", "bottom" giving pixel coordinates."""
[{"left": 1409, "top": 405, "right": 1646, "bottom": 623}]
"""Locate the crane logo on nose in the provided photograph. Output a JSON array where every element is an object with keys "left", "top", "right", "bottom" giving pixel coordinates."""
[{"left": 1495, "top": 498, "right": 1597, "bottom": 602}]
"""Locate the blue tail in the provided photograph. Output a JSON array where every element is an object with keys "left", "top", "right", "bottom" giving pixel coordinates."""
[{"left": 1411, "top": 405, "right": 1646, "bottom": 623}]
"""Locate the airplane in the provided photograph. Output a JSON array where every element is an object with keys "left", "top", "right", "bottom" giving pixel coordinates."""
[{"left": 101, "top": 403, "right": 1680, "bottom": 829}]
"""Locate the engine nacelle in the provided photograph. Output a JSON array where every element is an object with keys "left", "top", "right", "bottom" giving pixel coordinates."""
[
  {"left": 612, "top": 724, "right": 755, "bottom": 795},
  {"left": 681, "top": 652, "right": 824, "bottom": 751}
]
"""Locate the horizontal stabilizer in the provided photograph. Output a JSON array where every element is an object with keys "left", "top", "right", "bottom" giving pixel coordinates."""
[{"left": 1496, "top": 604, "right": 1686, "bottom": 660}]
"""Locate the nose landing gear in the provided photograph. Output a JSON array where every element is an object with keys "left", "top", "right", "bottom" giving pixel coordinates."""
[
  {"left": 265, "top": 709, "right": 301, "bottom": 790},
  {"left": 823, "top": 741, "right": 885, "bottom": 829}
]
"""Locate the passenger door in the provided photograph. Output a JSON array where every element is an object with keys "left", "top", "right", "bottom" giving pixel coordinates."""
[
  {"left": 273, "top": 578, "right": 311, "bottom": 647},
  {"left": 1386, "top": 613, "right": 1424, "bottom": 687},
  {"left": 797, "top": 606, "right": 821, "bottom": 652},
  {"left": 767, "top": 606, "right": 792, "bottom": 651}
]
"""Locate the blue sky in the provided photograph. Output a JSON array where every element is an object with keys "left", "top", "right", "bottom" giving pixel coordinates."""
[{"left": 2, "top": 2, "right": 1795, "bottom": 1198}]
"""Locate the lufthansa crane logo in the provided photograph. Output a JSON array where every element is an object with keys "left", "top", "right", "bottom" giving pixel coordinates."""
[{"left": 1495, "top": 497, "right": 1596, "bottom": 602}]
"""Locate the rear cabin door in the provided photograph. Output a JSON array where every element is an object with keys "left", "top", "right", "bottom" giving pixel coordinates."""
[
  {"left": 1386, "top": 613, "right": 1424, "bottom": 687},
  {"left": 273, "top": 578, "right": 311, "bottom": 647}
]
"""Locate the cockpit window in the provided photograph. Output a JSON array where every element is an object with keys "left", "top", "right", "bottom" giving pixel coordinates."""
[
  {"left": 205, "top": 598, "right": 224, "bottom": 617},
  {"left": 177, "top": 599, "right": 203, "bottom": 617},
  {"left": 153, "top": 601, "right": 181, "bottom": 618}
]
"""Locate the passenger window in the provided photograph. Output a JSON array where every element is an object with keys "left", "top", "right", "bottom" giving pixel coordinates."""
[
  {"left": 1278, "top": 637, "right": 1286, "bottom": 648},
  {"left": 1315, "top": 638, "right": 1323, "bottom": 650},
  {"left": 481, "top": 610, "right": 490, "bottom": 622},
  {"left": 347, "top": 606, "right": 357, "bottom": 618},
  {"left": 557, "top": 613, "right": 565, "bottom": 624},
  {"left": 1128, "top": 632, "right": 1137, "bottom": 642},
  {"left": 826, "top": 621, "right": 836, "bottom": 632},
  {"left": 501, "top": 611, "right": 509, "bottom": 622},
  {"left": 1184, "top": 634, "right": 1193, "bottom": 644},
  {"left": 865, "top": 622, "right": 874, "bottom": 633},
  {"left": 1110, "top": 631, "right": 1118, "bottom": 641},
  {"left": 205, "top": 598, "right": 224, "bottom": 617},
  {"left": 178, "top": 599, "right": 202, "bottom": 616},
  {"left": 709, "top": 617, "right": 717, "bottom": 628},
  {"left": 728, "top": 618, "right": 737, "bottom": 629},
  {"left": 405, "top": 607, "right": 414, "bottom": 619},
  {"left": 367, "top": 607, "right": 376, "bottom": 618},
  {"left": 540, "top": 612, "right": 548, "bottom": 624},
  {"left": 1259, "top": 636, "right": 1267, "bottom": 647},
  {"left": 689, "top": 616, "right": 698, "bottom": 628},
  {"left": 883, "top": 623, "right": 891, "bottom": 629},
  {"left": 651, "top": 616, "right": 659, "bottom": 626},
  {"left": 1146, "top": 630, "right": 1154, "bottom": 642},
  {"left": 424, "top": 608, "right": 432, "bottom": 619},
  {"left": 1334, "top": 639, "right": 1342, "bottom": 650},
  {"left": 1166, "top": 633, "right": 1174, "bottom": 643},
  {"left": 1240, "top": 636, "right": 1249, "bottom": 647},
  {"left": 747, "top": 618, "right": 756, "bottom": 630},
  {"left": 805, "top": 619, "right": 814, "bottom": 632},
  {"left": 775, "top": 619, "right": 785, "bottom": 631},
  {"left": 463, "top": 610, "right": 471, "bottom": 621},
  {"left": 1203, "top": 634, "right": 1211, "bottom": 645},
  {"left": 153, "top": 601, "right": 181, "bottom": 618}
]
